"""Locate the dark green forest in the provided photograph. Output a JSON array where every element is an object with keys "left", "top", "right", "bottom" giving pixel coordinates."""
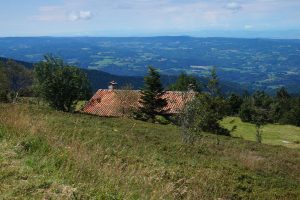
[{"left": 1, "top": 57, "right": 300, "bottom": 128}]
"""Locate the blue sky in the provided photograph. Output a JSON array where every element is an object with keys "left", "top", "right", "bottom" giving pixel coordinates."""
[{"left": 1, "top": 0, "right": 300, "bottom": 38}]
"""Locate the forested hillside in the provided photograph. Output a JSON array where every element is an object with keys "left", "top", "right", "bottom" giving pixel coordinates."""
[
  {"left": 1, "top": 37, "right": 300, "bottom": 93},
  {"left": 0, "top": 57, "right": 248, "bottom": 94}
]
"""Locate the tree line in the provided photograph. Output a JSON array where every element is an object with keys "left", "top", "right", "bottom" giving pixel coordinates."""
[
  {"left": 1, "top": 56, "right": 300, "bottom": 142},
  {"left": 137, "top": 66, "right": 300, "bottom": 144},
  {"left": 0, "top": 56, "right": 91, "bottom": 112},
  {"left": 0, "top": 59, "right": 33, "bottom": 103},
  {"left": 162, "top": 68, "right": 300, "bottom": 128}
]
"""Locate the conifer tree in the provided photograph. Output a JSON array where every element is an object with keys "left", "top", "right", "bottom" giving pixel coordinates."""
[
  {"left": 139, "top": 66, "right": 167, "bottom": 120},
  {"left": 207, "top": 67, "right": 221, "bottom": 97}
]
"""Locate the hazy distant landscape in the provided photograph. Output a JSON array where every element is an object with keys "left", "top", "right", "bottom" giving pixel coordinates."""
[
  {"left": 1, "top": 0, "right": 300, "bottom": 199},
  {"left": 1, "top": 37, "right": 300, "bottom": 93}
]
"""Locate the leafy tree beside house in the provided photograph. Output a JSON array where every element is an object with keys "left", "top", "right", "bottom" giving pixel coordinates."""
[
  {"left": 168, "top": 72, "right": 201, "bottom": 92},
  {"left": 138, "top": 66, "right": 167, "bottom": 121},
  {"left": 182, "top": 93, "right": 231, "bottom": 137},
  {"left": 34, "top": 55, "right": 91, "bottom": 112},
  {"left": 185, "top": 66, "right": 230, "bottom": 136},
  {"left": 180, "top": 68, "right": 230, "bottom": 143}
]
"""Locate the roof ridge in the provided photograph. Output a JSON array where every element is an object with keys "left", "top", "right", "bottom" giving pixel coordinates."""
[{"left": 96, "top": 89, "right": 197, "bottom": 93}]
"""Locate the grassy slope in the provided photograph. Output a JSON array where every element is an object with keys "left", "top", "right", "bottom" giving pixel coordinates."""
[
  {"left": 221, "top": 117, "right": 300, "bottom": 149},
  {"left": 0, "top": 104, "right": 300, "bottom": 199}
]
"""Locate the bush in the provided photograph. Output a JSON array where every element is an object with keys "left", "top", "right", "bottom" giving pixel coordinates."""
[
  {"left": 155, "top": 115, "right": 170, "bottom": 125},
  {"left": 180, "top": 93, "right": 230, "bottom": 137}
]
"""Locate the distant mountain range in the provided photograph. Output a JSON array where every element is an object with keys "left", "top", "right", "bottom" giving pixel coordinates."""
[
  {"left": 0, "top": 57, "right": 249, "bottom": 95},
  {"left": 1, "top": 36, "right": 299, "bottom": 93}
]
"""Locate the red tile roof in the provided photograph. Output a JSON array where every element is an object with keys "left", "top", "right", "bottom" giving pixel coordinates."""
[{"left": 83, "top": 89, "right": 195, "bottom": 117}]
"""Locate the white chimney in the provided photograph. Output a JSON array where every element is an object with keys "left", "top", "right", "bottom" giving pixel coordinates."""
[{"left": 108, "top": 81, "right": 118, "bottom": 90}]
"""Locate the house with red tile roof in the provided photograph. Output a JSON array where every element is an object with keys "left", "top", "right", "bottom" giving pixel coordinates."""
[{"left": 82, "top": 81, "right": 196, "bottom": 117}]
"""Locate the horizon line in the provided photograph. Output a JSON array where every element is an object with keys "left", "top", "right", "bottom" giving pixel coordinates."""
[{"left": 1, "top": 35, "right": 300, "bottom": 40}]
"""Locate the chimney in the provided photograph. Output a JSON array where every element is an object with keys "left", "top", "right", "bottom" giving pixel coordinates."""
[
  {"left": 108, "top": 81, "right": 118, "bottom": 90},
  {"left": 188, "top": 83, "right": 195, "bottom": 92}
]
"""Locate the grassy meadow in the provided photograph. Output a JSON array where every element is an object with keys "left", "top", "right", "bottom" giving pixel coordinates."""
[
  {"left": 0, "top": 103, "right": 300, "bottom": 199},
  {"left": 221, "top": 117, "right": 300, "bottom": 149}
]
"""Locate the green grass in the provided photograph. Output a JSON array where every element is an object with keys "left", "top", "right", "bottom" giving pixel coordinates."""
[
  {"left": 0, "top": 103, "right": 300, "bottom": 199},
  {"left": 221, "top": 117, "right": 300, "bottom": 149}
]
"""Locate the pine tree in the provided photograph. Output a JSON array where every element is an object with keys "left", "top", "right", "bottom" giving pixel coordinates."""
[
  {"left": 207, "top": 67, "right": 221, "bottom": 97},
  {"left": 139, "top": 66, "right": 167, "bottom": 120}
]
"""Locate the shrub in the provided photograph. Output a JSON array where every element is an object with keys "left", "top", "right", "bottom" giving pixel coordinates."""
[
  {"left": 155, "top": 115, "right": 170, "bottom": 125},
  {"left": 180, "top": 93, "right": 230, "bottom": 137},
  {"left": 34, "top": 55, "right": 91, "bottom": 112}
]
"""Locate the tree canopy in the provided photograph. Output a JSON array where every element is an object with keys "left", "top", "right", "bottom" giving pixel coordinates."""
[
  {"left": 168, "top": 72, "right": 201, "bottom": 92},
  {"left": 34, "top": 55, "right": 91, "bottom": 112},
  {"left": 180, "top": 68, "right": 230, "bottom": 141},
  {"left": 182, "top": 93, "right": 230, "bottom": 137}
]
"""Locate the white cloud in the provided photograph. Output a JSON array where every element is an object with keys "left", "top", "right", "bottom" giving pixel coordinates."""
[
  {"left": 26, "top": 0, "right": 300, "bottom": 35},
  {"left": 32, "top": 4, "right": 93, "bottom": 22},
  {"left": 68, "top": 11, "right": 93, "bottom": 21}
]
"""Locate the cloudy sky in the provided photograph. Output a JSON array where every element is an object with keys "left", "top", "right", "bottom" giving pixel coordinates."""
[{"left": 1, "top": 0, "right": 300, "bottom": 38}]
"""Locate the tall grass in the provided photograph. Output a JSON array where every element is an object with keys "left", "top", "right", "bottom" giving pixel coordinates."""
[{"left": 0, "top": 103, "right": 300, "bottom": 199}]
